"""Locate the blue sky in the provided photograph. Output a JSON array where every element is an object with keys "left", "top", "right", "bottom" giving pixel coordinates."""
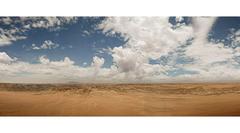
[
  {"left": 1, "top": 17, "right": 240, "bottom": 83},
  {"left": 0, "top": 17, "right": 125, "bottom": 67}
]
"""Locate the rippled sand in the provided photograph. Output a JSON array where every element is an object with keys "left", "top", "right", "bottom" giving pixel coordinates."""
[{"left": 0, "top": 83, "right": 240, "bottom": 116}]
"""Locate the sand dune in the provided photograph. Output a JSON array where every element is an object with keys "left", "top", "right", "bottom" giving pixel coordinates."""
[{"left": 0, "top": 83, "right": 240, "bottom": 116}]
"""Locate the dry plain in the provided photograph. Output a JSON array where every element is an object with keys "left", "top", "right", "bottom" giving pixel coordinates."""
[{"left": 0, "top": 83, "right": 240, "bottom": 116}]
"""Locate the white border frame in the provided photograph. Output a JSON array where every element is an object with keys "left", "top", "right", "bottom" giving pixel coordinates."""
[{"left": 1, "top": 0, "right": 240, "bottom": 133}]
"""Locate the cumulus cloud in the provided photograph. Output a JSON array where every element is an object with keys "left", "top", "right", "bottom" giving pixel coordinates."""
[
  {"left": 99, "top": 17, "right": 193, "bottom": 59},
  {"left": 91, "top": 56, "right": 104, "bottom": 68},
  {"left": 25, "top": 17, "right": 78, "bottom": 30},
  {"left": 0, "top": 52, "right": 111, "bottom": 83},
  {"left": 192, "top": 17, "right": 217, "bottom": 42},
  {"left": 97, "top": 17, "right": 240, "bottom": 82},
  {"left": 2, "top": 17, "right": 240, "bottom": 83},
  {"left": 98, "top": 17, "right": 193, "bottom": 80},
  {"left": 228, "top": 29, "right": 240, "bottom": 48},
  {"left": 180, "top": 17, "right": 239, "bottom": 81},
  {"left": 91, "top": 56, "right": 105, "bottom": 77},
  {"left": 4, "top": 17, "right": 78, "bottom": 30},
  {"left": 82, "top": 30, "right": 91, "bottom": 36},
  {"left": 0, "top": 17, "right": 78, "bottom": 47},
  {"left": 0, "top": 53, "right": 86, "bottom": 83},
  {"left": 0, "top": 28, "right": 26, "bottom": 46},
  {"left": 39, "top": 55, "right": 74, "bottom": 67},
  {"left": 0, "top": 52, "right": 16, "bottom": 63},
  {"left": 175, "top": 16, "right": 184, "bottom": 23},
  {"left": 185, "top": 17, "right": 233, "bottom": 64},
  {"left": 31, "top": 40, "right": 59, "bottom": 50}
]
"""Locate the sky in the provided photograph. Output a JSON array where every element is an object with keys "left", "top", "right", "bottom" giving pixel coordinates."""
[{"left": 0, "top": 17, "right": 240, "bottom": 83}]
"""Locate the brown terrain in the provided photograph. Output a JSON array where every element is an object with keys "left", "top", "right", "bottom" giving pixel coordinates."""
[{"left": 0, "top": 83, "right": 240, "bottom": 116}]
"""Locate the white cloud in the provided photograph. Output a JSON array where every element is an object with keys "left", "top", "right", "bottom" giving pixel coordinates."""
[
  {"left": 82, "top": 30, "right": 91, "bottom": 36},
  {"left": 39, "top": 55, "right": 74, "bottom": 67},
  {"left": 0, "top": 52, "right": 16, "bottom": 63},
  {"left": 227, "top": 29, "right": 240, "bottom": 48},
  {"left": 0, "top": 52, "right": 111, "bottom": 83},
  {"left": 192, "top": 17, "right": 217, "bottom": 42},
  {"left": 97, "top": 17, "right": 240, "bottom": 82},
  {"left": 98, "top": 17, "right": 193, "bottom": 80},
  {"left": 91, "top": 56, "right": 105, "bottom": 77},
  {"left": 31, "top": 40, "right": 59, "bottom": 50},
  {"left": 39, "top": 55, "right": 50, "bottom": 64},
  {"left": 0, "top": 53, "right": 84, "bottom": 83},
  {"left": 0, "top": 17, "right": 13, "bottom": 25},
  {"left": 27, "top": 17, "right": 78, "bottom": 30},
  {"left": 99, "top": 17, "right": 193, "bottom": 59},
  {"left": 2, "top": 17, "right": 240, "bottom": 83},
  {"left": 175, "top": 16, "right": 184, "bottom": 23},
  {"left": 91, "top": 56, "right": 104, "bottom": 68},
  {"left": 184, "top": 17, "right": 235, "bottom": 74},
  {"left": 0, "top": 28, "right": 26, "bottom": 46},
  {"left": 0, "top": 17, "right": 78, "bottom": 47}
]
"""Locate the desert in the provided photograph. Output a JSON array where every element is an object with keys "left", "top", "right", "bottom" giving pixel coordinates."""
[{"left": 0, "top": 83, "right": 240, "bottom": 116}]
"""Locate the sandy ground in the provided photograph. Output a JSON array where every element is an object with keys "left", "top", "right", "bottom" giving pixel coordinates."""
[{"left": 0, "top": 83, "right": 240, "bottom": 116}]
